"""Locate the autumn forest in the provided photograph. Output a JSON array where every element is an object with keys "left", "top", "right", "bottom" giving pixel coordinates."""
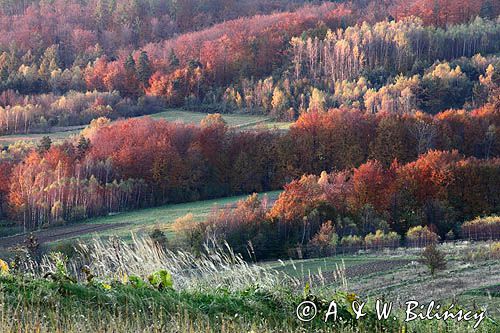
[{"left": 0, "top": 0, "right": 498, "bottom": 258}]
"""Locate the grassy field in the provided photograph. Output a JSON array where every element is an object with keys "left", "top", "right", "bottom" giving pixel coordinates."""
[
  {"left": 79, "top": 190, "right": 281, "bottom": 238},
  {"left": 150, "top": 109, "right": 269, "bottom": 127},
  {"left": 305, "top": 244, "right": 500, "bottom": 319},
  {"left": 0, "top": 127, "right": 83, "bottom": 146},
  {"left": 249, "top": 120, "right": 293, "bottom": 130},
  {"left": 150, "top": 110, "right": 292, "bottom": 130},
  {"left": 0, "top": 110, "right": 292, "bottom": 146},
  {"left": 0, "top": 191, "right": 281, "bottom": 251}
]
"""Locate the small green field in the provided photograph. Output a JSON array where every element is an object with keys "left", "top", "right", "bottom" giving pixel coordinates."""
[
  {"left": 0, "top": 191, "right": 282, "bottom": 251},
  {"left": 82, "top": 190, "right": 281, "bottom": 238},
  {"left": 0, "top": 110, "right": 292, "bottom": 146},
  {"left": 0, "top": 127, "right": 82, "bottom": 146},
  {"left": 149, "top": 109, "right": 275, "bottom": 128},
  {"left": 249, "top": 120, "right": 293, "bottom": 130}
]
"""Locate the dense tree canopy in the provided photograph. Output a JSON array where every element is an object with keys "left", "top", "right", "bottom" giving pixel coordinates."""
[
  {"left": 194, "top": 150, "right": 499, "bottom": 259},
  {"left": 1, "top": 101, "right": 498, "bottom": 229},
  {"left": 0, "top": 0, "right": 498, "bottom": 242}
]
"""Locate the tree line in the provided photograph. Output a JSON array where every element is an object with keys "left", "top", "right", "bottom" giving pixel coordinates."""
[
  {"left": 0, "top": 15, "right": 498, "bottom": 134},
  {"left": 0, "top": 90, "right": 165, "bottom": 135},
  {"left": 177, "top": 150, "right": 499, "bottom": 260},
  {"left": 0, "top": 102, "right": 498, "bottom": 229},
  {"left": 0, "top": 1, "right": 497, "bottom": 134}
]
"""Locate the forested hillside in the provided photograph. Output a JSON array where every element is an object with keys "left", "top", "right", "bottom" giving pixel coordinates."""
[
  {"left": 0, "top": 0, "right": 498, "bottom": 133},
  {"left": 0, "top": 2, "right": 499, "bottom": 332},
  {"left": 0, "top": 0, "right": 499, "bottom": 240}
]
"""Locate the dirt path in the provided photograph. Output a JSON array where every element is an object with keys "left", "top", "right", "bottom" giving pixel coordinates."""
[{"left": 0, "top": 223, "right": 129, "bottom": 249}]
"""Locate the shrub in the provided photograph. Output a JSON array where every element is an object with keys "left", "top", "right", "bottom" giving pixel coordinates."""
[
  {"left": 147, "top": 270, "right": 174, "bottom": 290},
  {"left": 172, "top": 213, "right": 205, "bottom": 255},
  {"left": 202, "top": 193, "right": 291, "bottom": 260},
  {"left": 51, "top": 241, "right": 82, "bottom": 259},
  {"left": 406, "top": 226, "right": 439, "bottom": 247},
  {"left": 24, "top": 233, "right": 40, "bottom": 259},
  {"left": 340, "top": 235, "right": 363, "bottom": 252},
  {"left": 364, "top": 230, "right": 400, "bottom": 250},
  {"left": 464, "top": 245, "right": 491, "bottom": 262},
  {"left": 491, "top": 242, "right": 500, "bottom": 259},
  {"left": 309, "top": 221, "right": 338, "bottom": 248},
  {"left": 420, "top": 244, "right": 447, "bottom": 277},
  {"left": 149, "top": 228, "right": 168, "bottom": 250},
  {"left": 464, "top": 242, "right": 500, "bottom": 262},
  {"left": 308, "top": 221, "right": 338, "bottom": 256},
  {"left": 461, "top": 216, "right": 500, "bottom": 240},
  {"left": 445, "top": 230, "right": 455, "bottom": 241},
  {"left": 0, "top": 259, "right": 9, "bottom": 276}
]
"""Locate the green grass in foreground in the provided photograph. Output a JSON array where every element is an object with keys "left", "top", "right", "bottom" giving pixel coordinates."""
[
  {"left": 0, "top": 276, "right": 299, "bottom": 332},
  {"left": 0, "top": 275, "right": 496, "bottom": 333}
]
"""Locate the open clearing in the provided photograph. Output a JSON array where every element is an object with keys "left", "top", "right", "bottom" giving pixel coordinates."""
[
  {"left": 0, "top": 110, "right": 291, "bottom": 146},
  {"left": 268, "top": 255, "right": 392, "bottom": 277},
  {"left": 149, "top": 110, "right": 277, "bottom": 128},
  {"left": 0, "top": 126, "right": 83, "bottom": 146},
  {"left": 79, "top": 190, "right": 280, "bottom": 236},
  {"left": 346, "top": 256, "right": 500, "bottom": 317},
  {"left": 0, "top": 191, "right": 281, "bottom": 248}
]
